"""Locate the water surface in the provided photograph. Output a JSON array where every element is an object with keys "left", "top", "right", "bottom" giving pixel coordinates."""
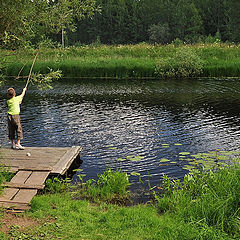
[{"left": 1, "top": 79, "right": 240, "bottom": 189}]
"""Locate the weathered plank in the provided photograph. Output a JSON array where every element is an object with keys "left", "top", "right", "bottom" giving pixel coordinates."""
[
  {"left": 10, "top": 171, "right": 32, "bottom": 184},
  {"left": 52, "top": 146, "right": 82, "bottom": 174},
  {"left": 0, "top": 201, "right": 30, "bottom": 210},
  {"left": 0, "top": 146, "right": 82, "bottom": 175},
  {"left": 18, "top": 166, "right": 53, "bottom": 171},
  {"left": 4, "top": 182, "right": 45, "bottom": 190},
  {"left": 13, "top": 189, "right": 38, "bottom": 203},
  {"left": 0, "top": 188, "right": 19, "bottom": 201},
  {"left": 25, "top": 171, "right": 50, "bottom": 185}
]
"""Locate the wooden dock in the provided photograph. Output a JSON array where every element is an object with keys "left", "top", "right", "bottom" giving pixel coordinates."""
[{"left": 0, "top": 146, "right": 82, "bottom": 211}]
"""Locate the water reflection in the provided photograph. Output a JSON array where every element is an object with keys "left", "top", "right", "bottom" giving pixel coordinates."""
[{"left": 0, "top": 79, "right": 240, "bottom": 188}]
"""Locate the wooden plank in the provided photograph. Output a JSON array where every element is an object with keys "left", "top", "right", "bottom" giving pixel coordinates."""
[
  {"left": 25, "top": 171, "right": 50, "bottom": 185},
  {"left": 10, "top": 171, "right": 32, "bottom": 184},
  {"left": 52, "top": 146, "right": 82, "bottom": 174},
  {"left": 0, "top": 156, "right": 60, "bottom": 162},
  {"left": 12, "top": 189, "right": 37, "bottom": 203},
  {"left": 1, "top": 160, "right": 58, "bottom": 166},
  {"left": 0, "top": 188, "right": 19, "bottom": 201},
  {"left": 3, "top": 182, "right": 45, "bottom": 190},
  {"left": 0, "top": 201, "right": 30, "bottom": 210},
  {"left": 0, "top": 199, "right": 30, "bottom": 204},
  {"left": 18, "top": 166, "right": 53, "bottom": 171}
]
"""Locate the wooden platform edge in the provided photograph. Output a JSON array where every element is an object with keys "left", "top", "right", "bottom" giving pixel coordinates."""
[
  {"left": 51, "top": 146, "right": 82, "bottom": 175},
  {"left": 0, "top": 201, "right": 30, "bottom": 210},
  {"left": 3, "top": 182, "right": 45, "bottom": 190}
]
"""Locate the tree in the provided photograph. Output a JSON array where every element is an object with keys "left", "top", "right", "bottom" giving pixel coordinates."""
[
  {"left": 0, "top": 0, "right": 100, "bottom": 49},
  {"left": 41, "top": 0, "right": 100, "bottom": 47},
  {"left": 148, "top": 23, "right": 170, "bottom": 44}
]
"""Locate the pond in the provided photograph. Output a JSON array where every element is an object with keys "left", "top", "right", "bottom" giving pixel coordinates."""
[{"left": 1, "top": 78, "right": 240, "bottom": 191}]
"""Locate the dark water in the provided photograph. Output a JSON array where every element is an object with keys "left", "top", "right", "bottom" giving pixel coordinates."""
[{"left": 1, "top": 79, "right": 240, "bottom": 190}]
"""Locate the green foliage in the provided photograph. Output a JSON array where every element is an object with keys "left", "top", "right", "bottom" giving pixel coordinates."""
[
  {"left": 2, "top": 44, "right": 240, "bottom": 80},
  {"left": 148, "top": 23, "right": 170, "bottom": 44},
  {"left": 171, "top": 38, "right": 184, "bottom": 47},
  {"left": 44, "top": 177, "right": 70, "bottom": 194},
  {"left": 0, "top": 165, "right": 14, "bottom": 195},
  {"left": 30, "top": 69, "right": 62, "bottom": 90},
  {"left": 155, "top": 164, "right": 240, "bottom": 238},
  {"left": 73, "top": 169, "right": 130, "bottom": 202},
  {"left": 155, "top": 47, "right": 203, "bottom": 78}
]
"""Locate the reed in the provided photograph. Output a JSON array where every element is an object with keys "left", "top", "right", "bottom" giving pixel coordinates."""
[{"left": 2, "top": 43, "right": 240, "bottom": 79}]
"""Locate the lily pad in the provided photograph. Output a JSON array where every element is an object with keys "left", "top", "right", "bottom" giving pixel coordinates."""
[
  {"left": 160, "top": 158, "right": 170, "bottom": 163},
  {"left": 108, "top": 147, "right": 117, "bottom": 150},
  {"left": 117, "top": 158, "right": 126, "bottom": 162},
  {"left": 170, "top": 161, "right": 177, "bottom": 164},
  {"left": 126, "top": 155, "right": 144, "bottom": 161},
  {"left": 179, "top": 152, "right": 190, "bottom": 155},
  {"left": 130, "top": 172, "right": 141, "bottom": 176},
  {"left": 174, "top": 143, "right": 182, "bottom": 146}
]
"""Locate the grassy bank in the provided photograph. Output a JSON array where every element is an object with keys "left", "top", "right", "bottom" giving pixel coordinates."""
[
  {"left": 2, "top": 43, "right": 240, "bottom": 79},
  {"left": 0, "top": 163, "right": 239, "bottom": 239}
]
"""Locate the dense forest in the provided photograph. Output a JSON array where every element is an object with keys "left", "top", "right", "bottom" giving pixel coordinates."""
[
  {"left": 75, "top": 0, "right": 240, "bottom": 45},
  {"left": 0, "top": 0, "right": 240, "bottom": 48}
]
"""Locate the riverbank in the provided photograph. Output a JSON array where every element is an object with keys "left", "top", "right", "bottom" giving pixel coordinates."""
[
  {"left": 0, "top": 163, "right": 239, "bottom": 239},
  {"left": 2, "top": 43, "right": 240, "bottom": 79}
]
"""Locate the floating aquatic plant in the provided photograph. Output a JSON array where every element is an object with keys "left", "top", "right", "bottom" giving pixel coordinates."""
[
  {"left": 130, "top": 172, "right": 141, "bottom": 176},
  {"left": 179, "top": 152, "right": 190, "bottom": 155},
  {"left": 160, "top": 158, "right": 170, "bottom": 163}
]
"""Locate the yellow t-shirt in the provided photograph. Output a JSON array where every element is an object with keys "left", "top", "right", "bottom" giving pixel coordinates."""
[{"left": 7, "top": 96, "right": 23, "bottom": 115}]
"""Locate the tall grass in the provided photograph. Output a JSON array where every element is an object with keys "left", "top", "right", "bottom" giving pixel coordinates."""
[
  {"left": 2, "top": 43, "right": 240, "bottom": 79},
  {"left": 72, "top": 168, "right": 130, "bottom": 203},
  {"left": 155, "top": 164, "right": 240, "bottom": 238}
]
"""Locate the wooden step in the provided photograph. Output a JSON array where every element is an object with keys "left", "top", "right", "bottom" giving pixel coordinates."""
[{"left": 3, "top": 182, "right": 45, "bottom": 190}]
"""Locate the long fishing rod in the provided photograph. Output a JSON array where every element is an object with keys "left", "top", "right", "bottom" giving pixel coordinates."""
[{"left": 25, "top": 52, "right": 39, "bottom": 89}]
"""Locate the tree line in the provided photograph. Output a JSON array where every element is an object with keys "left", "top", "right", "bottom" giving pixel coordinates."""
[
  {"left": 75, "top": 0, "right": 240, "bottom": 45},
  {"left": 0, "top": 0, "right": 240, "bottom": 49}
]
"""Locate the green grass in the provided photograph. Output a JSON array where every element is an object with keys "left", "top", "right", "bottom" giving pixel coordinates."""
[
  {"left": 0, "top": 164, "right": 239, "bottom": 239},
  {"left": 155, "top": 164, "right": 240, "bottom": 239},
  {"left": 1, "top": 43, "right": 240, "bottom": 79},
  {"left": 3, "top": 193, "right": 231, "bottom": 240},
  {"left": 0, "top": 165, "right": 14, "bottom": 196}
]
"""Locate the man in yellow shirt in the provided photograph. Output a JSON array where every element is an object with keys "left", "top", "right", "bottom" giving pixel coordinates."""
[{"left": 7, "top": 87, "right": 27, "bottom": 150}]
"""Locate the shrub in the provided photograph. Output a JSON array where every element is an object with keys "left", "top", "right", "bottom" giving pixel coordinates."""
[
  {"left": 155, "top": 47, "right": 203, "bottom": 78},
  {"left": 171, "top": 38, "right": 184, "bottom": 47}
]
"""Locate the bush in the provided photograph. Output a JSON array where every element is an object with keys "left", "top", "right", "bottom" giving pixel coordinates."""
[{"left": 155, "top": 47, "right": 203, "bottom": 78}]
